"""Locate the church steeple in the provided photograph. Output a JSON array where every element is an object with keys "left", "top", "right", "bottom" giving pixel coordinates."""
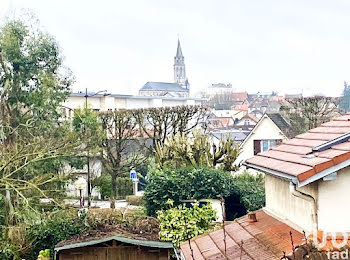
[
  {"left": 174, "top": 39, "right": 187, "bottom": 86},
  {"left": 176, "top": 39, "right": 183, "bottom": 57}
]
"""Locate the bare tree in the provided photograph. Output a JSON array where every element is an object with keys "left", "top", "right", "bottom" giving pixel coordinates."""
[
  {"left": 281, "top": 96, "right": 339, "bottom": 134},
  {"left": 132, "top": 106, "right": 208, "bottom": 148},
  {"left": 99, "top": 110, "right": 145, "bottom": 207}
]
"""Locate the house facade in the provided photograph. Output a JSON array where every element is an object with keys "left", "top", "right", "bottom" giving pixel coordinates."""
[
  {"left": 235, "top": 113, "right": 292, "bottom": 166},
  {"left": 245, "top": 113, "right": 350, "bottom": 233},
  {"left": 180, "top": 114, "right": 350, "bottom": 259}
]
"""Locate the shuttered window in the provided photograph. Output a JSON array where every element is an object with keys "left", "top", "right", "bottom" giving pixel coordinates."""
[{"left": 254, "top": 140, "right": 261, "bottom": 155}]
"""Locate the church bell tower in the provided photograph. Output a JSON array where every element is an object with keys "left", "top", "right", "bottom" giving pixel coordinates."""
[{"left": 174, "top": 39, "right": 187, "bottom": 87}]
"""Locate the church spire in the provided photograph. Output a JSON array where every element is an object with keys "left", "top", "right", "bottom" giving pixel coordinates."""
[
  {"left": 174, "top": 39, "right": 187, "bottom": 86},
  {"left": 176, "top": 39, "right": 183, "bottom": 57}
]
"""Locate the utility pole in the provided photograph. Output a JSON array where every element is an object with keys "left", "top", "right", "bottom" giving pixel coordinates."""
[
  {"left": 84, "top": 88, "right": 91, "bottom": 207},
  {"left": 83, "top": 88, "right": 110, "bottom": 207}
]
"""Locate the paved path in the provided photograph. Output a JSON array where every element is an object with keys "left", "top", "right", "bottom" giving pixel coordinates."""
[{"left": 64, "top": 199, "right": 128, "bottom": 208}]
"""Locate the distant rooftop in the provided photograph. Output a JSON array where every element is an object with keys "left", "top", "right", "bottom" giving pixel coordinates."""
[
  {"left": 70, "top": 92, "right": 203, "bottom": 101},
  {"left": 140, "top": 82, "right": 188, "bottom": 92},
  {"left": 209, "top": 83, "right": 232, "bottom": 88}
]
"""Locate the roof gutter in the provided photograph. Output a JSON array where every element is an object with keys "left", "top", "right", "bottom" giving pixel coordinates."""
[{"left": 242, "top": 162, "right": 298, "bottom": 184}]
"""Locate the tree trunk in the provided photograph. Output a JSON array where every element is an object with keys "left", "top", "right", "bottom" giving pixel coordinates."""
[{"left": 110, "top": 172, "right": 117, "bottom": 209}]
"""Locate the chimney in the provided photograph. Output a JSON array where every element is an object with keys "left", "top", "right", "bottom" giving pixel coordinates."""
[{"left": 248, "top": 212, "right": 257, "bottom": 223}]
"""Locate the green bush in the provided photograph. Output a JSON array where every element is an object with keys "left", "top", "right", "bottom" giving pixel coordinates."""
[
  {"left": 93, "top": 175, "right": 133, "bottom": 199},
  {"left": 93, "top": 173, "right": 112, "bottom": 198},
  {"left": 24, "top": 209, "right": 88, "bottom": 260},
  {"left": 115, "top": 177, "right": 133, "bottom": 199},
  {"left": 126, "top": 195, "right": 143, "bottom": 206},
  {"left": 144, "top": 167, "right": 235, "bottom": 216},
  {"left": 232, "top": 171, "right": 265, "bottom": 212},
  {"left": 158, "top": 202, "right": 217, "bottom": 247}
]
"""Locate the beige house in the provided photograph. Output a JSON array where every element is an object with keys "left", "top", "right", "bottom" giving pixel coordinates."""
[
  {"left": 235, "top": 113, "right": 294, "bottom": 166},
  {"left": 180, "top": 114, "right": 350, "bottom": 260},
  {"left": 245, "top": 113, "right": 350, "bottom": 234}
]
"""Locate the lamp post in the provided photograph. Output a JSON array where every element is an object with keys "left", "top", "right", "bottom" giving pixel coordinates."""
[
  {"left": 84, "top": 88, "right": 110, "bottom": 206},
  {"left": 74, "top": 177, "right": 87, "bottom": 207}
]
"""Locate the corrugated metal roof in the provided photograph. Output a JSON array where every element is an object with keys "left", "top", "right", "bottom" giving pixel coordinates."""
[{"left": 140, "top": 82, "right": 189, "bottom": 92}]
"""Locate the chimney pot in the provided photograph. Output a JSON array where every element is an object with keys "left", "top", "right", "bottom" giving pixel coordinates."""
[{"left": 248, "top": 212, "right": 257, "bottom": 223}]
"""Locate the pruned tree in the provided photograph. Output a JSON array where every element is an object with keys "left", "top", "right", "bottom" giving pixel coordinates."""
[
  {"left": 132, "top": 106, "right": 208, "bottom": 148},
  {"left": 155, "top": 129, "right": 241, "bottom": 171},
  {"left": 280, "top": 96, "right": 339, "bottom": 134},
  {"left": 99, "top": 109, "right": 146, "bottom": 207}
]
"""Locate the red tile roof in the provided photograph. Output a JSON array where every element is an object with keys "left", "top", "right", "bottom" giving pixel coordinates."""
[
  {"left": 245, "top": 114, "right": 350, "bottom": 184},
  {"left": 232, "top": 92, "right": 248, "bottom": 102},
  {"left": 234, "top": 104, "right": 249, "bottom": 111},
  {"left": 180, "top": 210, "right": 304, "bottom": 260},
  {"left": 242, "top": 114, "right": 259, "bottom": 123}
]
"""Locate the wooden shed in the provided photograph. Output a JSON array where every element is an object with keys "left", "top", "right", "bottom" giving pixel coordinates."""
[{"left": 55, "top": 234, "right": 175, "bottom": 260}]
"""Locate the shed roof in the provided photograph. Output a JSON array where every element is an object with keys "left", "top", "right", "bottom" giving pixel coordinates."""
[
  {"left": 55, "top": 234, "right": 174, "bottom": 252},
  {"left": 140, "top": 82, "right": 188, "bottom": 92},
  {"left": 244, "top": 114, "right": 350, "bottom": 186},
  {"left": 180, "top": 209, "right": 304, "bottom": 259}
]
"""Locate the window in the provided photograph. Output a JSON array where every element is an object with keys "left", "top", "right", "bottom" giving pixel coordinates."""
[{"left": 254, "top": 139, "right": 281, "bottom": 155}]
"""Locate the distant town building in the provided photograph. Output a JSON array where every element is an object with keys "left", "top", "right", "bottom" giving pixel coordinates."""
[
  {"left": 285, "top": 93, "right": 303, "bottom": 99},
  {"left": 62, "top": 92, "right": 204, "bottom": 119},
  {"left": 202, "top": 83, "right": 234, "bottom": 98},
  {"left": 139, "top": 39, "right": 189, "bottom": 97}
]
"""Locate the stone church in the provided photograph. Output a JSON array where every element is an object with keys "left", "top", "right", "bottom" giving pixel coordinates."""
[{"left": 139, "top": 40, "right": 190, "bottom": 97}]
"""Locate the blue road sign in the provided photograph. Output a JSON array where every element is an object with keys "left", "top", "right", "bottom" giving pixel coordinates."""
[{"left": 130, "top": 169, "right": 137, "bottom": 180}]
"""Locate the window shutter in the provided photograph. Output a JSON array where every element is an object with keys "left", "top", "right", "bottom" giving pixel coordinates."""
[{"left": 254, "top": 140, "right": 261, "bottom": 155}]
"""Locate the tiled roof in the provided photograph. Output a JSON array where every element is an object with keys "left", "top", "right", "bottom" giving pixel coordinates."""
[
  {"left": 232, "top": 92, "right": 248, "bottom": 102},
  {"left": 267, "top": 113, "right": 297, "bottom": 138},
  {"left": 211, "top": 130, "right": 250, "bottom": 144},
  {"left": 242, "top": 114, "right": 259, "bottom": 123},
  {"left": 234, "top": 104, "right": 249, "bottom": 111},
  {"left": 180, "top": 210, "right": 304, "bottom": 260},
  {"left": 140, "top": 82, "right": 188, "bottom": 92},
  {"left": 245, "top": 114, "right": 350, "bottom": 185}
]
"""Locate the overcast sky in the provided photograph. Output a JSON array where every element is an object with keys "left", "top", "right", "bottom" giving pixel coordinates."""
[{"left": 1, "top": 0, "right": 350, "bottom": 96}]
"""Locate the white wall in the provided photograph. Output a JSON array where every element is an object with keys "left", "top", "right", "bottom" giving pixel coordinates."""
[
  {"left": 318, "top": 167, "right": 350, "bottom": 232},
  {"left": 265, "top": 175, "right": 318, "bottom": 233},
  {"left": 236, "top": 115, "right": 287, "bottom": 165},
  {"left": 63, "top": 95, "right": 203, "bottom": 112}
]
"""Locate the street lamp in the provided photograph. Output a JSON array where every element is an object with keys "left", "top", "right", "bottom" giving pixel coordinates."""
[
  {"left": 84, "top": 88, "right": 110, "bottom": 207},
  {"left": 74, "top": 176, "right": 87, "bottom": 207}
]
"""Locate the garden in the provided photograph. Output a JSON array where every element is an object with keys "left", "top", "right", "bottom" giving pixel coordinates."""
[{"left": 0, "top": 14, "right": 265, "bottom": 259}]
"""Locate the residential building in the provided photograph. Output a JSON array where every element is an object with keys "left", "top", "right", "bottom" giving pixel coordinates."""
[
  {"left": 180, "top": 114, "right": 350, "bottom": 259},
  {"left": 210, "top": 129, "right": 250, "bottom": 147},
  {"left": 235, "top": 114, "right": 259, "bottom": 126},
  {"left": 232, "top": 91, "right": 248, "bottom": 103},
  {"left": 62, "top": 92, "right": 204, "bottom": 119},
  {"left": 235, "top": 113, "right": 294, "bottom": 166},
  {"left": 139, "top": 39, "right": 189, "bottom": 97},
  {"left": 202, "top": 83, "right": 234, "bottom": 98},
  {"left": 244, "top": 113, "right": 350, "bottom": 233}
]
